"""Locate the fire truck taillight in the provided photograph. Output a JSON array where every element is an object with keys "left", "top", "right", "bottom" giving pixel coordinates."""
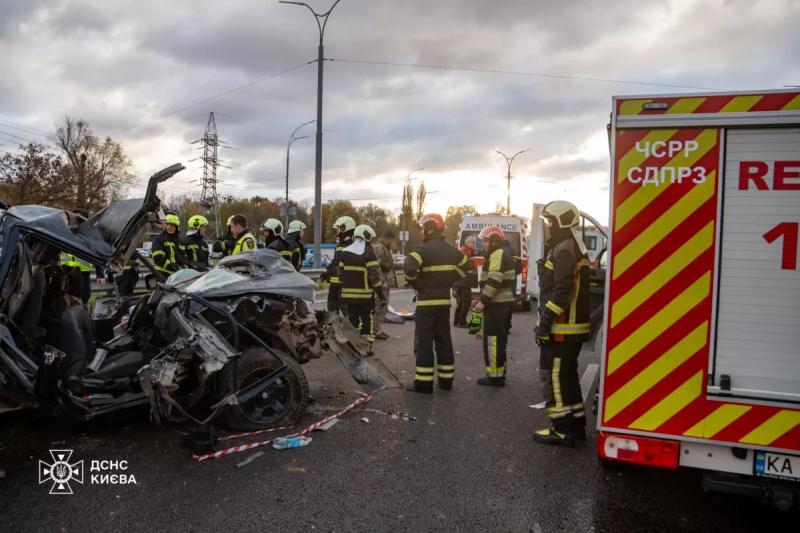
[
  {"left": 597, "top": 431, "right": 680, "bottom": 469},
  {"left": 521, "top": 259, "right": 528, "bottom": 283}
]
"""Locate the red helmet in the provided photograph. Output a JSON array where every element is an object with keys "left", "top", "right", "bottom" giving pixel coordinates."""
[
  {"left": 478, "top": 226, "right": 504, "bottom": 242},
  {"left": 419, "top": 213, "right": 445, "bottom": 231}
]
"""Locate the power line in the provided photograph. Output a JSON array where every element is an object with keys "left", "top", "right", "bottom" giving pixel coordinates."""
[
  {"left": 331, "top": 58, "right": 724, "bottom": 91},
  {"left": 116, "top": 61, "right": 314, "bottom": 136}
]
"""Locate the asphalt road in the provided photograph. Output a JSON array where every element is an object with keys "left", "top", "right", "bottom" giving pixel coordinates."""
[{"left": 0, "top": 290, "right": 795, "bottom": 532}]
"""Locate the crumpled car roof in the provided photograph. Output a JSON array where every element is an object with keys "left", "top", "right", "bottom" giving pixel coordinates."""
[
  {"left": 3, "top": 205, "right": 110, "bottom": 262},
  {"left": 181, "top": 249, "right": 316, "bottom": 301}
]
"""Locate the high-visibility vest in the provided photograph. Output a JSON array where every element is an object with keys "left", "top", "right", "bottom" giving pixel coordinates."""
[
  {"left": 232, "top": 232, "right": 257, "bottom": 255},
  {"left": 59, "top": 253, "right": 92, "bottom": 272}
]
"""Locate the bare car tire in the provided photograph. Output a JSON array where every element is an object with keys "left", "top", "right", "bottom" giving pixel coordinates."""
[{"left": 218, "top": 347, "right": 309, "bottom": 431}]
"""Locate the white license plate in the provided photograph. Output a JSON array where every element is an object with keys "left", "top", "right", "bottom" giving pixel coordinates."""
[{"left": 754, "top": 450, "right": 800, "bottom": 481}]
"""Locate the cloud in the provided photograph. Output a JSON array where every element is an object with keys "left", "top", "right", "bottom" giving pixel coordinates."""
[{"left": 1, "top": 0, "right": 798, "bottom": 225}]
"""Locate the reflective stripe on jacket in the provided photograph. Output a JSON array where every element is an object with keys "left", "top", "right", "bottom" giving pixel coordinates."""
[
  {"left": 151, "top": 231, "right": 187, "bottom": 274},
  {"left": 479, "top": 246, "right": 516, "bottom": 304},
  {"left": 539, "top": 238, "right": 591, "bottom": 342},
  {"left": 338, "top": 241, "right": 382, "bottom": 301},
  {"left": 267, "top": 236, "right": 294, "bottom": 263},
  {"left": 403, "top": 233, "right": 470, "bottom": 307}
]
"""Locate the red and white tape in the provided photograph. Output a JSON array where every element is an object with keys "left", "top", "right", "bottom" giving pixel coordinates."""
[
  {"left": 193, "top": 393, "right": 373, "bottom": 462},
  {"left": 218, "top": 425, "right": 292, "bottom": 442}
]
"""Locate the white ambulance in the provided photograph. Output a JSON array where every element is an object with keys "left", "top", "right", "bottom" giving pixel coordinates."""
[{"left": 456, "top": 214, "right": 532, "bottom": 310}]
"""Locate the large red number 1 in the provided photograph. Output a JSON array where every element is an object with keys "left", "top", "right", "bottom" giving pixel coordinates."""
[{"left": 763, "top": 222, "right": 799, "bottom": 270}]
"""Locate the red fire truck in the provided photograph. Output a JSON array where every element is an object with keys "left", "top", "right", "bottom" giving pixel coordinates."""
[{"left": 598, "top": 89, "right": 800, "bottom": 508}]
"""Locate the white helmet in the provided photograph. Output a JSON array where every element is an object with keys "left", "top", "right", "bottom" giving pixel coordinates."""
[
  {"left": 261, "top": 218, "right": 283, "bottom": 236},
  {"left": 288, "top": 220, "right": 307, "bottom": 234},
  {"left": 541, "top": 200, "right": 580, "bottom": 229},
  {"left": 332, "top": 215, "right": 356, "bottom": 233},
  {"left": 354, "top": 224, "right": 376, "bottom": 242}
]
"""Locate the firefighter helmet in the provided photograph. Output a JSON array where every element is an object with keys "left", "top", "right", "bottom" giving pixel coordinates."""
[
  {"left": 261, "top": 218, "right": 283, "bottom": 236},
  {"left": 354, "top": 224, "right": 376, "bottom": 242},
  {"left": 419, "top": 213, "right": 445, "bottom": 231},
  {"left": 332, "top": 216, "right": 356, "bottom": 233},
  {"left": 164, "top": 214, "right": 180, "bottom": 226},
  {"left": 542, "top": 200, "right": 580, "bottom": 229},
  {"left": 187, "top": 214, "right": 208, "bottom": 229},
  {"left": 478, "top": 226, "right": 504, "bottom": 243},
  {"left": 288, "top": 220, "right": 306, "bottom": 234}
]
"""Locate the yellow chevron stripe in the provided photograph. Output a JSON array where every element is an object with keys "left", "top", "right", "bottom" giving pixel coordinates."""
[
  {"left": 619, "top": 99, "right": 651, "bottom": 116},
  {"left": 616, "top": 129, "right": 677, "bottom": 183},
  {"left": 611, "top": 222, "right": 714, "bottom": 326},
  {"left": 783, "top": 94, "right": 800, "bottom": 111},
  {"left": 683, "top": 404, "right": 751, "bottom": 439},
  {"left": 608, "top": 272, "right": 710, "bottom": 374},
  {"left": 614, "top": 169, "right": 716, "bottom": 279},
  {"left": 616, "top": 128, "right": 717, "bottom": 232},
  {"left": 740, "top": 411, "right": 800, "bottom": 446},
  {"left": 630, "top": 371, "right": 703, "bottom": 431},
  {"left": 720, "top": 95, "right": 762, "bottom": 113},
  {"left": 666, "top": 97, "right": 706, "bottom": 114},
  {"left": 604, "top": 322, "right": 708, "bottom": 422}
]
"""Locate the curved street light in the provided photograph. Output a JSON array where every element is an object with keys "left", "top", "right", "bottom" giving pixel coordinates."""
[
  {"left": 496, "top": 149, "right": 531, "bottom": 215},
  {"left": 284, "top": 119, "right": 315, "bottom": 229},
  {"left": 280, "top": 0, "right": 342, "bottom": 267}
]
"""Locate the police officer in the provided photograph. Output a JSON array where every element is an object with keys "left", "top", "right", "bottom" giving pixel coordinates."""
[
  {"left": 533, "top": 200, "right": 591, "bottom": 447},
  {"left": 339, "top": 224, "right": 385, "bottom": 354},
  {"left": 229, "top": 214, "right": 257, "bottom": 255},
  {"left": 472, "top": 226, "right": 516, "bottom": 387},
  {"left": 285, "top": 220, "right": 307, "bottom": 271},
  {"left": 371, "top": 229, "right": 396, "bottom": 340},
  {"left": 261, "top": 218, "right": 293, "bottom": 264},
  {"left": 322, "top": 215, "right": 356, "bottom": 314},
  {"left": 151, "top": 214, "right": 188, "bottom": 277},
  {"left": 183, "top": 214, "right": 211, "bottom": 271},
  {"left": 404, "top": 213, "right": 471, "bottom": 393}
]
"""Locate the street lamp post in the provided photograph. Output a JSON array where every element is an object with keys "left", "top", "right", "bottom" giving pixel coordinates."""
[
  {"left": 279, "top": 0, "right": 341, "bottom": 268},
  {"left": 496, "top": 149, "right": 531, "bottom": 215},
  {"left": 284, "top": 119, "right": 315, "bottom": 230},
  {"left": 401, "top": 167, "right": 424, "bottom": 255}
]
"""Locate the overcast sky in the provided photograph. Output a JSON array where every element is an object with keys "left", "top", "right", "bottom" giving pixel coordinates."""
[{"left": 1, "top": 0, "right": 798, "bottom": 223}]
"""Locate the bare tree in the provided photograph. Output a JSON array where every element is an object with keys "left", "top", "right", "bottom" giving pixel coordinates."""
[{"left": 55, "top": 116, "right": 134, "bottom": 211}]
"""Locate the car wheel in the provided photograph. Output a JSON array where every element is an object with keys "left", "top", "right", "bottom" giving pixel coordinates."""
[{"left": 218, "top": 347, "right": 309, "bottom": 431}]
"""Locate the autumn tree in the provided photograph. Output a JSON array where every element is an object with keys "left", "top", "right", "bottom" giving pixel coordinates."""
[
  {"left": 0, "top": 143, "right": 64, "bottom": 206},
  {"left": 55, "top": 116, "right": 134, "bottom": 211}
]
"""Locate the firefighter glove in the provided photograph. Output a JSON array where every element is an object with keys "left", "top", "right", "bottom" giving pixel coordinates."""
[{"left": 467, "top": 311, "right": 483, "bottom": 335}]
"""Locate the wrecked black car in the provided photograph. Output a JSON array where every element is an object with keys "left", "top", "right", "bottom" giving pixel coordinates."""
[{"left": 0, "top": 163, "right": 397, "bottom": 433}]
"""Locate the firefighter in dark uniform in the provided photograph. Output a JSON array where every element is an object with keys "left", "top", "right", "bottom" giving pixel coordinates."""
[
  {"left": 182, "top": 214, "right": 211, "bottom": 271},
  {"left": 322, "top": 216, "right": 356, "bottom": 314},
  {"left": 117, "top": 260, "right": 140, "bottom": 296},
  {"left": 338, "top": 224, "right": 385, "bottom": 355},
  {"left": 472, "top": 226, "right": 516, "bottom": 387},
  {"left": 452, "top": 235, "right": 477, "bottom": 328},
  {"left": 261, "top": 218, "right": 293, "bottom": 264},
  {"left": 151, "top": 214, "right": 188, "bottom": 277},
  {"left": 533, "top": 200, "right": 591, "bottom": 447},
  {"left": 285, "top": 220, "right": 307, "bottom": 271},
  {"left": 229, "top": 214, "right": 257, "bottom": 255},
  {"left": 404, "top": 213, "right": 471, "bottom": 393}
]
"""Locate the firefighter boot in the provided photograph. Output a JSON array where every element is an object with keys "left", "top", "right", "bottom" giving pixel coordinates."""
[
  {"left": 532, "top": 427, "right": 575, "bottom": 447},
  {"left": 405, "top": 383, "right": 433, "bottom": 394},
  {"left": 477, "top": 377, "right": 505, "bottom": 387}
]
